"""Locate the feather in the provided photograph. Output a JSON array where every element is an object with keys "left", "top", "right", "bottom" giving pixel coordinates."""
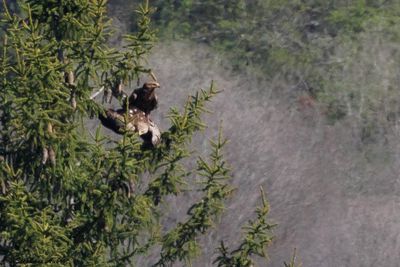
[
  {"left": 128, "top": 82, "right": 160, "bottom": 115},
  {"left": 98, "top": 81, "right": 162, "bottom": 147},
  {"left": 99, "top": 108, "right": 152, "bottom": 137}
]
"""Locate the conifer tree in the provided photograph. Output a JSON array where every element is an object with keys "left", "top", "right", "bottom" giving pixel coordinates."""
[{"left": 0, "top": 1, "right": 276, "bottom": 266}]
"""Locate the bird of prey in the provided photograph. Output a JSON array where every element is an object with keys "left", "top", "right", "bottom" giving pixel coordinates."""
[
  {"left": 96, "top": 72, "right": 162, "bottom": 147},
  {"left": 128, "top": 81, "right": 160, "bottom": 116},
  {"left": 99, "top": 107, "right": 161, "bottom": 146}
]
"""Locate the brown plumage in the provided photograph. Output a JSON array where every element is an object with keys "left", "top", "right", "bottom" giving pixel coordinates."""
[
  {"left": 99, "top": 107, "right": 161, "bottom": 146},
  {"left": 128, "top": 82, "right": 160, "bottom": 115},
  {"left": 98, "top": 77, "right": 162, "bottom": 147}
]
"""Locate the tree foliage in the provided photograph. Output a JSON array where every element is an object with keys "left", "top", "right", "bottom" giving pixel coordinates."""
[
  {"left": 0, "top": 1, "right": 275, "bottom": 266},
  {"left": 214, "top": 187, "right": 275, "bottom": 267}
]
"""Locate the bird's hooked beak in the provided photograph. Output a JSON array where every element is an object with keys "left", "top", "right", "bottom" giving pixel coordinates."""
[{"left": 144, "top": 82, "right": 161, "bottom": 90}]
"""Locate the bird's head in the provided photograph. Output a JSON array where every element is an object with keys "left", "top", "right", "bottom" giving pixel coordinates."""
[{"left": 143, "top": 82, "right": 160, "bottom": 91}]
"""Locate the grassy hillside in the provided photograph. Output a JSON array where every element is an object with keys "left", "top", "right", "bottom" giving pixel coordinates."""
[
  {"left": 109, "top": 0, "right": 400, "bottom": 144},
  {"left": 92, "top": 1, "right": 400, "bottom": 266}
]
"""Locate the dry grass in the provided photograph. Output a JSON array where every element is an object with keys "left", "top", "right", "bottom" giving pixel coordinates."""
[{"left": 128, "top": 40, "right": 400, "bottom": 267}]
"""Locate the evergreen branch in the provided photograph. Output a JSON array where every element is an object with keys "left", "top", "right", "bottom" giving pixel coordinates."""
[
  {"left": 0, "top": 1, "right": 287, "bottom": 266},
  {"left": 213, "top": 186, "right": 276, "bottom": 267},
  {"left": 284, "top": 248, "right": 302, "bottom": 267},
  {"left": 153, "top": 129, "right": 232, "bottom": 267},
  {"left": 167, "top": 81, "right": 219, "bottom": 139},
  {"left": 144, "top": 83, "right": 219, "bottom": 205}
]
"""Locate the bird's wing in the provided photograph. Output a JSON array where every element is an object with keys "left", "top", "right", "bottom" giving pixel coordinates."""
[
  {"left": 107, "top": 109, "right": 124, "bottom": 121},
  {"left": 99, "top": 108, "right": 160, "bottom": 146},
  {"left": 148, "top": 120, "right": 161, "bottom": 146},
  {"left": 125, "top": 110, "right": 149, "bottom": 135},
  {"left": 99, "top": 109, "right": 125, "bottom": 134},
  {"left": 136, "top": 120, "right": 149, "bottom": 135},
  {"left": 128, "top": 92, "right": 138, "bottom": 105}
]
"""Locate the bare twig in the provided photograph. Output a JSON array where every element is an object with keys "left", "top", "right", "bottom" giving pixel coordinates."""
[
  {"left": 149, "top": 71, "right": 157, "bottom": 82},
  {"left": 90, "top": 86, "right": 105, "bottom": 100}
]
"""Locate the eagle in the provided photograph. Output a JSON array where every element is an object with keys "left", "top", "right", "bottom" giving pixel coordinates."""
[
  {"left": 98, "top": 81, "right": 162, "bottom": 147},
  {"left": 128, "top": 81, "right": 160, "bottom": 116},
  {"left": 99, "top": 108, "right": 161, "bottom": 146}
]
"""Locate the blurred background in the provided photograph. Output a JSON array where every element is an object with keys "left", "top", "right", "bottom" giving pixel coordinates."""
[{"left": 107, "top": 1, "right": 400, "bottom": 266}]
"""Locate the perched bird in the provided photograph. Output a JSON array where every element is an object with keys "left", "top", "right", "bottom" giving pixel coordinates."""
[
  {"left": 97, "top": 77, "right": 162, "bottom": 147},
  {"left": 128, "top": 82, "right": 160, "bottom": 116},
  {"left": 99, "top": 107, "right": 161, "bottom": 146}
]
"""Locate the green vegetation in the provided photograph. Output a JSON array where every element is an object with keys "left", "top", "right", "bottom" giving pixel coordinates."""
[
  {"left": 147, "top": 1, "right": 399, "bottom": 68},
  {"left": 4, "top": 0, "right": 397, "bottom": 265},
  {"left": 141, "top": 0, "right": 400, "bottom": 140},
  {"left": 0, "top": 0, "right": 276, "bottom": 266}
]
